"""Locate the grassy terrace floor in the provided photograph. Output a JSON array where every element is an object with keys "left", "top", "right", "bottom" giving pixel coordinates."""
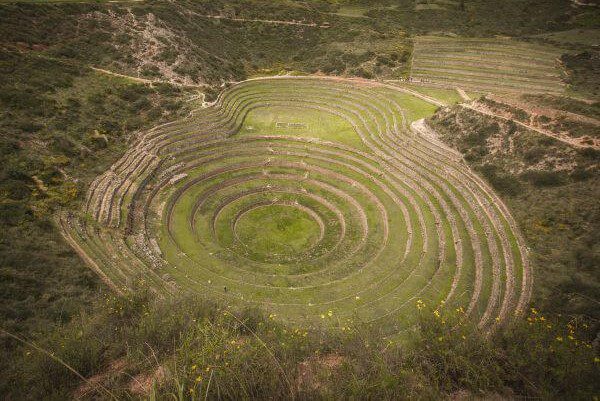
[
  {"left": 59, "top": 77, "right": 531, "bottom": 338},
  {"left": 411, "top": 36, "right": 566, "bottom": 95}
]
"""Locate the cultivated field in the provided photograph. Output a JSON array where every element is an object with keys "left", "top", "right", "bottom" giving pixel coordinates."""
[
  {"left": 411, "top": 36, "right": 566, "bottom": 94},
  {"left": 59, "top": 77, "right": 531, "bottom": 336}
]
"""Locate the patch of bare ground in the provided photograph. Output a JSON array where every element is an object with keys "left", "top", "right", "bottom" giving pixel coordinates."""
[
  {"left": 296, "top": 353, "right": 344, "bottom": 393},
  {"left": 450, "top": 389, "right": 516, "bottom": 400},
  {"left": 73, "top": 358, "right": 127, "bottom": 400},
  {"left": 86, "top": 9, "right": 211, "bottom": 86},
  {"left": 191, "top": 13, "right": 329, "bottom": 28},
  {"left": 128, "top": 365, "right": 167, "bottom": 396}
]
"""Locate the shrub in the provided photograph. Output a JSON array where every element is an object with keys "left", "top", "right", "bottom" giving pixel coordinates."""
[
  {"left": 477, "top": 164, "right": 523, "bottom": 196},
  {"left": 352, "top": 67, "right": 374, "bottom": 79},
  {"left": 522, "top": 170, "right": 565, "bottom": 187},
  {"left": 570, "top": 166, "right": 594, "bottom": 181},
  {"left": 523, "top": 147, "right": 545, "bottom": 164},
  {"left": 579, "top": 147, "right": 600, "bottom": 161}
]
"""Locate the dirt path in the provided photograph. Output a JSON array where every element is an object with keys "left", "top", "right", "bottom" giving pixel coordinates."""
[
  {"left": 90, "top": 67, "right": 209, "bottom": 88},
  {"left": 91, "top": 67, "right": 155, "bottom": 84},
  {"left": 456, "top": 87, "right": 471, "bottom": 102},
  {"left": 489, "top": 94, "right": 600, "bottom": 126},
  {"left": 461, "top": 103, "right": 598, "bottom": 149},
  {"left": 57, "top": 213, "right": 123, "bottom": 295},
  {"left": 196, "top": 14, "right": 329, "bottom": 28}
]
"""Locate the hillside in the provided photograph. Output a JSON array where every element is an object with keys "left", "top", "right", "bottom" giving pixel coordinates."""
[{"left": 428, "top": 98, "right": 599, "bottom": 319}]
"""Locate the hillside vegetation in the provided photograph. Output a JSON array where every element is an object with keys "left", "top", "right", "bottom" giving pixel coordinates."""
[
  {"left": 429, "top": 102, "right": 599, "bottom": 319},
  {"left": 4, "top": 290, "right": 598, "bottom": 400},
  {"left": 0, "top": 49, "right": 196, "bottom": 394}
]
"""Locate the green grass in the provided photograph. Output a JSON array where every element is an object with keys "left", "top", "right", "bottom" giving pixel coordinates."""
[
  {"left": 6, "top": 290, "right": 598, "bottom": 400},
  {"left": 234, "top": 204, "right": 323, "bottom": 260},
  {"left": 239, "top": 105, "right": 367, "bottom": 150},
  {"left": 1, "top": 1, "right": 599, "bottom": 398},
  {"left": 399, "top": 84, "right": 464, "bottom": 105}
]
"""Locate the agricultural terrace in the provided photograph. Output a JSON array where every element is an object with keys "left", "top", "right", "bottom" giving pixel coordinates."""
[
  {"left": 59, "top": 77, "right": 531, "bottom": 337},
  {"left": 415, "top": 0, "right": 460, "bottom": 11},
  {"left": 411, "top": 36, "right": 565, "bottom": 94}
]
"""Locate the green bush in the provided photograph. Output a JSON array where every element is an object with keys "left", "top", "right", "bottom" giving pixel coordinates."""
[
  {"left": 477, "top": 164, "right": 523, "bottom": 196},
  {"left": 522, "top": 170, "right": 565, "bottom": 187}
]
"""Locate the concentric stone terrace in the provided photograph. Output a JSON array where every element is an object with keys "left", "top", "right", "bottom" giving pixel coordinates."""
[{"left": 59, "top": 77, "right": 531, "bottom": 335}]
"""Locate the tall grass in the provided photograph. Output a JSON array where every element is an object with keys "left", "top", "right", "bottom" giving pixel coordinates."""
[{"left": 2, "top": 290, "right": 598, "bottom": 400}]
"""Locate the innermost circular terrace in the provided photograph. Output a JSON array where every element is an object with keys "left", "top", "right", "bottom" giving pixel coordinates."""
[{"left": 234, "top": 203, "right": 324, "bottom": 264}]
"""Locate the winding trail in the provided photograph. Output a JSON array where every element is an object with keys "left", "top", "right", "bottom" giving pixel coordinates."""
[
  {"left": 461, "top": 102, "right": 597, "bottom": 149},
  {"left": 90, "top": 67, "right": 209, "bottom": 88},
  {"left": 195, "top": 14, "right": 329, "bottom": 28},
  {"left": 456, "top": 87, "right": 471, "bottom": 101}
]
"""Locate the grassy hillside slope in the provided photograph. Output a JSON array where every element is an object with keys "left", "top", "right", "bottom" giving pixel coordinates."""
[{"left": 0, "top": 49, "right": 195, "bottom": 393}]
